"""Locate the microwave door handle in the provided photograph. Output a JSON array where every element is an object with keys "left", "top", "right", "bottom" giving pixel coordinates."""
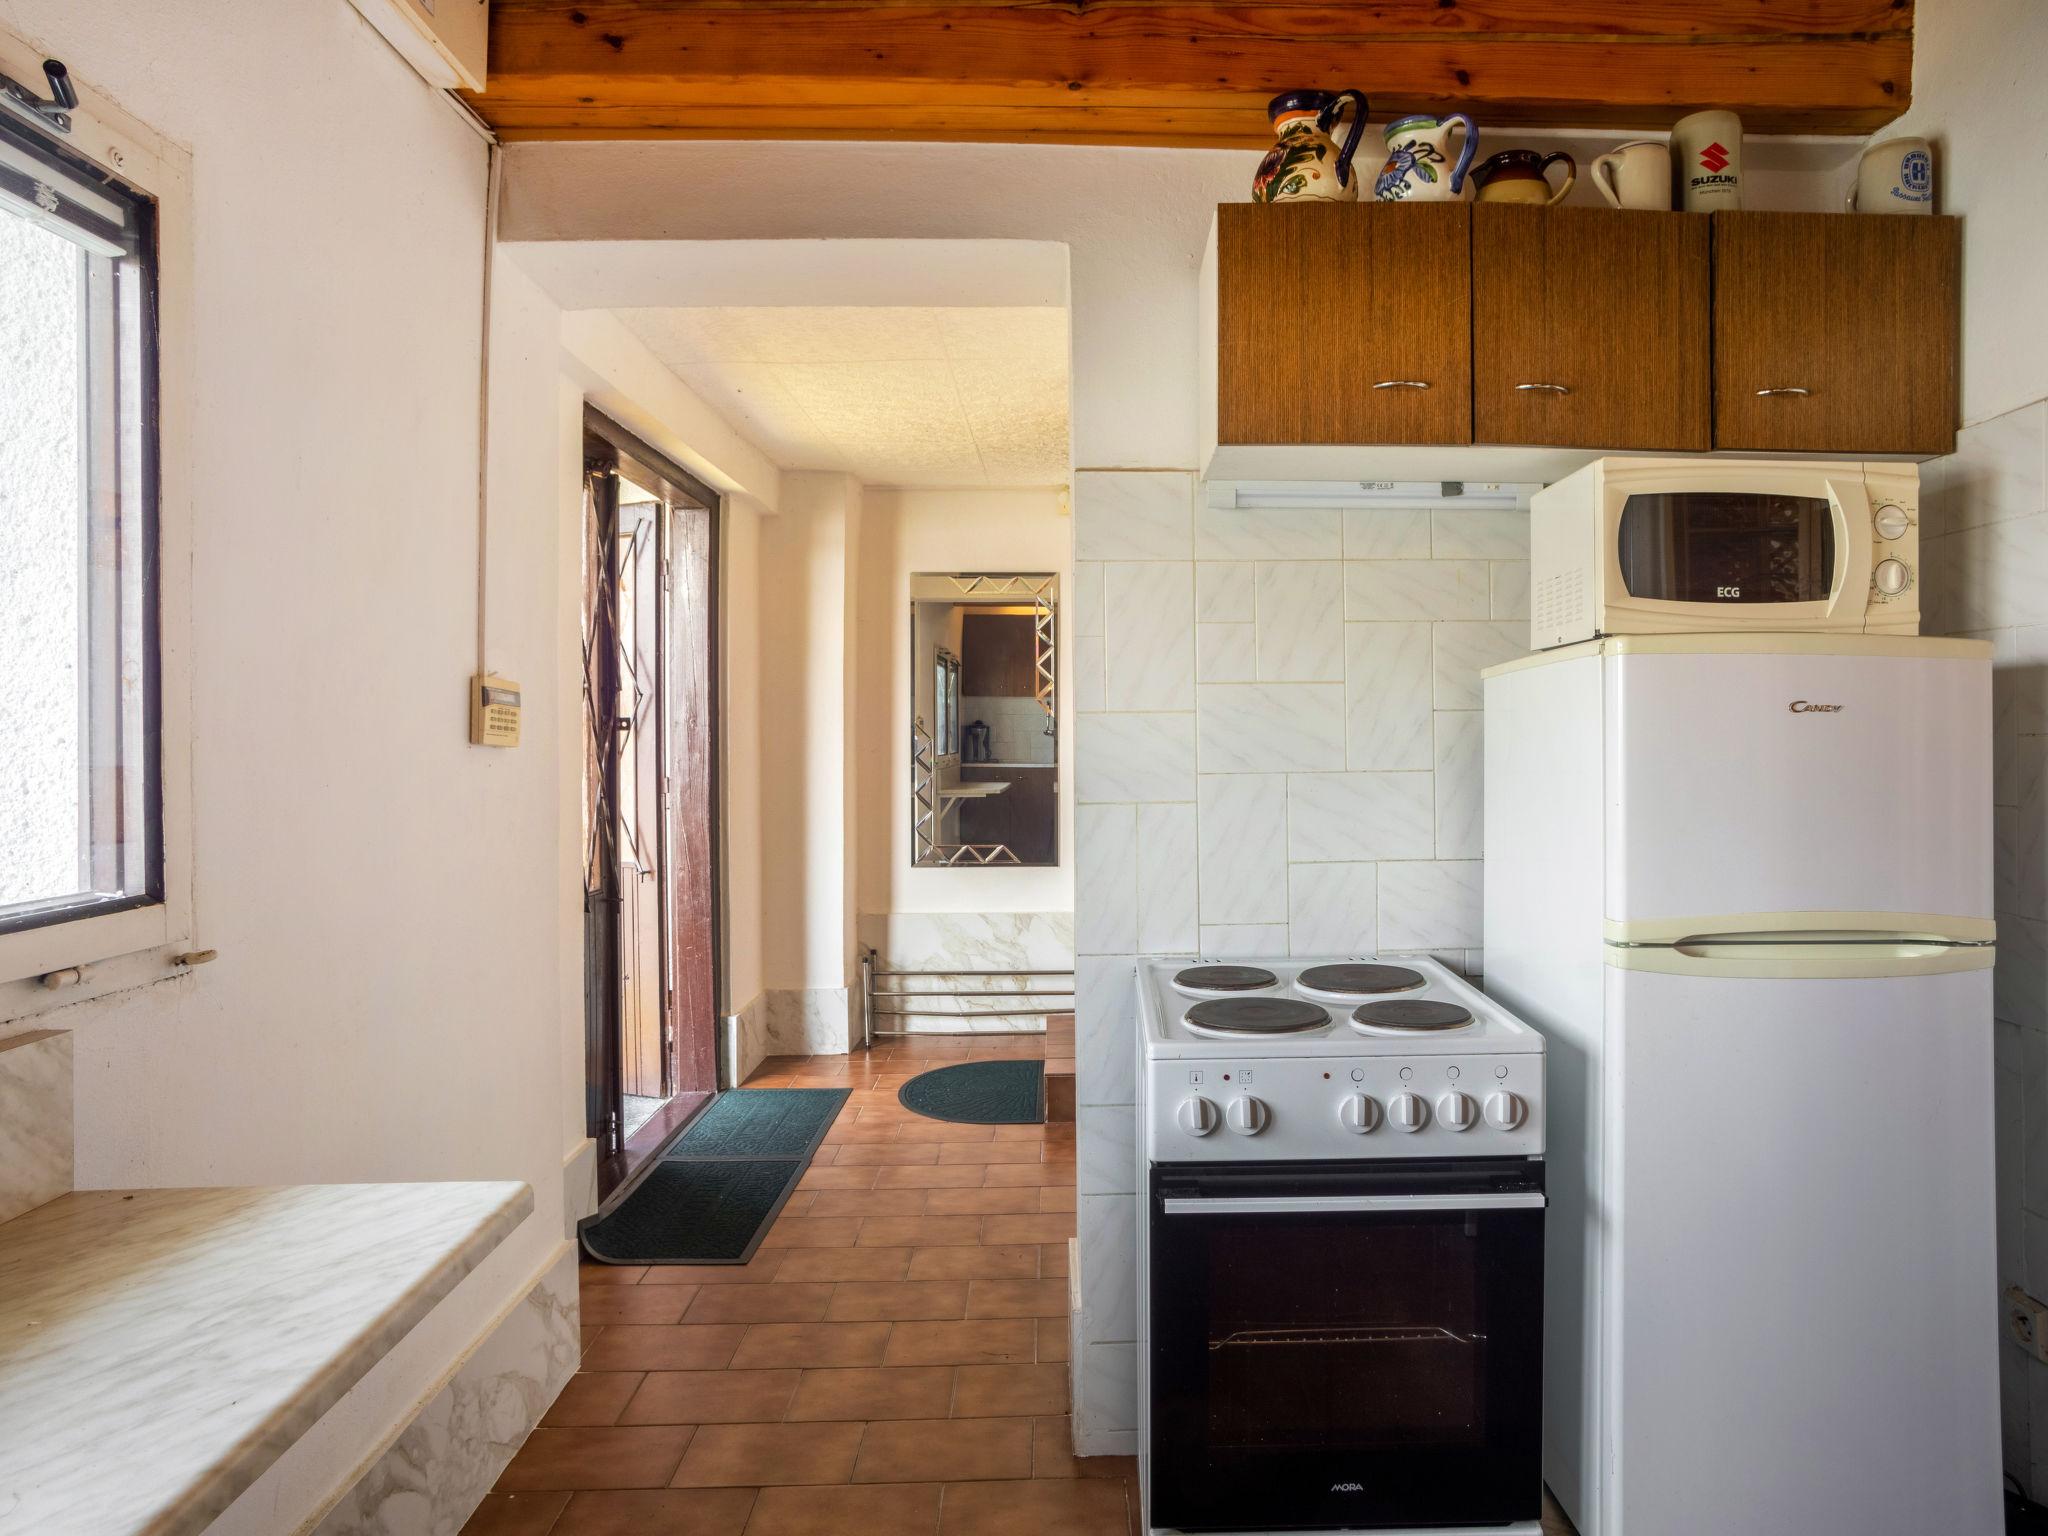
[
  {"left": 1161, "top": 1192, "right": 1546, "bottom": 1215},
  {"left": 1828, "top": 476, "right": 1873, "bottom": 617}
]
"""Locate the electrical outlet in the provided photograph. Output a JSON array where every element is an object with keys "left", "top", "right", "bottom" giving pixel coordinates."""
[{"left": 2006, "top": 1286, "right": 2048, "bottom": 1365}]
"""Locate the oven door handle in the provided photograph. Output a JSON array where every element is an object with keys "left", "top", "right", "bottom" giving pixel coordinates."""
[{"left": 1161, "top": 1192, "right": 1545, "bottom": 1215}]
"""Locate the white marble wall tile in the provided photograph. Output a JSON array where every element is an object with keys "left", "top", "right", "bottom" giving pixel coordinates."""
[
  {"left": 1078, "top": 1108, "right": 1137, "bottom": 1196},
  {"left": 1491, "top": 562, "right": 1531, "bottom": 621},
  {"left": 1344, "top": 623, "right": 1433, "bottom": 770},
  {"left": 1195, "top": 506, "right": 1341, "bottom": 560},
  {"left": 1074, "top": 713, "right": 1196, "bottom": 803},
  {"left": 1073, "top": 471, "right": 1193, "bottom": 560},
  {"left": 858, "top": 912, "right": 1075, "bottom": 972},
  {"left": 1196, "top": 683, "right": 1345, "bottom": 773},
  {"left": 1434, "top": 711, "right": 1485, "bottom": 859},
  {"left": 1103, "top": 562, "right": 1195, "bottom": 709},
  {"left": 0, "top": 1029, "right": 71, "bottom": 1225},
  {"left": 1079, "top": 1194, "right": 1137, "bottom": 1343},
  {"left": 1197, "top": 774, "right": 1288, "bottom": 923},
  {"left": 1431, "top": 509, "right": 1530, "bottom": 560},
  {"left": 1074, "top": 956, "right": 1138, "bottom": 1107},
  {"left": 1285, "top": 772, "right": 1433, "bottom": 863},
  {"left": 1432, "top": 621, "right": 1526, "bottom": 711},
  {"left": 1076, "top": 804, "right": 1139, "bottom": 956},
  {"left": 1196, "top": 561, "right": 1255, "bottom": 623},
  {"left": 1288, "top": 863, "right": 1378, "bottom": 956},
  {"left": 765, "top": 989, "right": 851, "bottom": 1054},
  {"left": 1377, "top": 860, "right": 1483, "bottom": 949},
  {"left": 1079, "top": 1341, "right": 1139, "bottom": 1434},
  {"left": 1201, "top": 924, "right": 1290, "bottom": 954},
  {"left": 1135, "top": 804, "right": 1199, "bottom": 955},
  {"left": 1073, "top": 561, "right": 1106, "bottom": 638},
  {"left": 1947, "top": 401, "right": 2047, "bottom": 531},
  {"left": 1997, "top": 915, "right": 2048, "bottom": 1031},
  {"left": 1254, "top": 562, "right": 1344, "bottom": 682},
  {"left": 1343, "top": 560, "right": 1489, "bottom": 621},
  {"left": 1945, "top": 514, "right": 2048, "bottom": 632},
  {"left": 1195, "top": 623, "right": 1256, "bottom": 683},
  {"left": 2024, "top": 1029, "right": 2048, "bottom": 1226},
  {"left": 1343, "top": 508, "right": 1432, "bottom": 559},
  {"left": 1072, "top": 634, "right": 1107, "bottom": 711}
]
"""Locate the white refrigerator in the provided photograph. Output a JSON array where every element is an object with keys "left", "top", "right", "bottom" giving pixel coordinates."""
[{"left": 1484, "top": 634, "right": 2001, "bottom": 1536}]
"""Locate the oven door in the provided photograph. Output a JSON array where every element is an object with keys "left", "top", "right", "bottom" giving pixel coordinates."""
[{"left": 1148, "top": 1158, "right": 1544, "bottom": 1533}]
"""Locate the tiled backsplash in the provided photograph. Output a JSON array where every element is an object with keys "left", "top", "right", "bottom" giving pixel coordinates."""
[
  {"left": 1067, "top": 468, "right": 1528, "bottom": 1446},
  {"left": 1921, "top": 397, "right": 2048, "bottom": 1495}
]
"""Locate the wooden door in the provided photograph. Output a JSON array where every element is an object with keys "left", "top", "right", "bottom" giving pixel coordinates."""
[
  {"left": 1216, "top": 202, "right": 1471, "bottom": 446},
  {"left": 664, "top": 497, "right": 719, "bottom": 1102},
  {"left": 1712, "top": 212, "right": 1959, "bottom": 455},
  {"left": 1472, "top": 205, "right": 1709, "bottom": 451}
]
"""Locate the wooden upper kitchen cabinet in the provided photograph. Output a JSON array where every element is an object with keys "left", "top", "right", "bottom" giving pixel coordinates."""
[
  {"left": 1472, "top": 205, "right": 1710, "bottom": 451},
  {"left": 1712, "top": 212, "right": 1960, "bottom": 456},
  {"left": 1211, "top": 202, "right": 1472, "bottom": 450}
]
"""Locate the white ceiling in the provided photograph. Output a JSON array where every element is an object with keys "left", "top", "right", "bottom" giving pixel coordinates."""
[{"left": 612, "top": 305, "right": 1070, "bottom": 489}]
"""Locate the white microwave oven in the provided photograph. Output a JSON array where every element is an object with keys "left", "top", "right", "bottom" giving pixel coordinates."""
[{"left": 1529, "top": 457, "right": 1919, "bottom": 650}]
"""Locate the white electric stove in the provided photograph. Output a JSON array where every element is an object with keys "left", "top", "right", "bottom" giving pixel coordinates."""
[{"left": 1136, "top": 956, "right": 1547, "bottom": 1536}]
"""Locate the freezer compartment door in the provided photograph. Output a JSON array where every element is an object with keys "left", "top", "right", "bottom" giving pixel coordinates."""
[
  {"left": 1604, "top": 647, "right": 1991, "bottom": 924},
  {"left": 1604, "top": 965, "right": 2000, "bottom": 1536}
]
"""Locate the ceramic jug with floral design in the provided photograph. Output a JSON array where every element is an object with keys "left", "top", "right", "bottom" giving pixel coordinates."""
[
  {"left": 1375, "top": 113, "right": 1478, "bottom": 202},
  {"left": 1252, "top": 89, "right": 1370, "bottom": 204}
]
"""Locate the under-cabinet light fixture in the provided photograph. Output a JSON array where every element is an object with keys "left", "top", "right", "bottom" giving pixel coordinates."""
[{"left": 1206, "top": 479, "right": 1536, "bottom": 511}]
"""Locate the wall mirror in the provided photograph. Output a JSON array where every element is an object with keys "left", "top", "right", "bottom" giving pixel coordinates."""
[{"left": 910, "top": 573, "right": 1058, "bottom": 867}]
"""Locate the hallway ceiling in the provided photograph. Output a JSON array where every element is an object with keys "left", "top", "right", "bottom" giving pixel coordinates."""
[
  {"left": 467, "top": 1, "right": 1913, "bottom": 143},
  {"left": 614, "top": 305, "right": 1070, "bottom": 488}
]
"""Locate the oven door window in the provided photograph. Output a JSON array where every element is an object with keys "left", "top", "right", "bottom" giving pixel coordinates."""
[
  {"left": 1617, "top": 491, "right": 1835, "bottom": 604},
  {"left": 1148, "top": 1163, "right": 1543, "bottom": 1532}
]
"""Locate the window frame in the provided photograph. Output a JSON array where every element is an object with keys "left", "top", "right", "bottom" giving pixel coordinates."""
[{"left": 0, "top": 30, "right": 191, "bottom": 1005}]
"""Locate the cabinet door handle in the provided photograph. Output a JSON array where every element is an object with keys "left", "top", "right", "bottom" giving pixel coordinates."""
[
  {"left": 1372, "top": 379, "right": 1431, "bottom": 391},
  {"left": 1514, "top": 382, "right": 1571, "bottom": 395},
  {"left": 1755, "top": 386, "right": 1812, "bottom": 397}
]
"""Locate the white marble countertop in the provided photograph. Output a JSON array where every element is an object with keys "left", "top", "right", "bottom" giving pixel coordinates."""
[{"left": 0, "top": 1180, "right": 532, "bottom": 1536}]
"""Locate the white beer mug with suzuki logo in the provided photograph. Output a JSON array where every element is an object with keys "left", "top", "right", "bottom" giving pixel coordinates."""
[{"left": 1672, "top": 109, "right": 1742, "bottom": 212}]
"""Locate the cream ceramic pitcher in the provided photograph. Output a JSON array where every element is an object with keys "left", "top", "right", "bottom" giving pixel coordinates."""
[{"left": 1375, "top": 113, "right": 1478, "bottom": 202}]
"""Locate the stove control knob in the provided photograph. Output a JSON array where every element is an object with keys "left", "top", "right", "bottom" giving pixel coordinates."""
[
  {"left": 1483, "top": 1090, "right": 1528, "bottom": 1131},
  {"left": 1176, "top": 1096, "right": 1219, "bottom": 1138},
  {"left": 1226, "top": 1096, "right": 1270, "bottom": 1136},
  {"left": 1389, "top": 1092, "right": 1429, "bottom": 1133},
  {"left": 1436, "top": 1091, "right": 1477, "bottom": 1132},
  {"left": 1338, "top": 1093, "right": 1382, "bottom": 1134}
]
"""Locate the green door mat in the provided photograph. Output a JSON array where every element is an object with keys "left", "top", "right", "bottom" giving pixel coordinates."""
[
  {"left": 580, "top": 1087, "right": 850, "bottom": 1265},
  {"left": 897, "top": 1060, "right": 1045, "bottom": 1125}
]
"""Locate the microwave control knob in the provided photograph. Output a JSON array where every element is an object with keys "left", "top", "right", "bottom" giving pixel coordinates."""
[
  {"left": 1389, "top": 1092, "right": 1429, "bottom": 1133},
  {"left": 1873, "top": 558, "right": 1910, "bottom": 595},
  {"left": 1873, "top": 504, "right": 1911, "bottom": 541},
  {"left": 1436, "top": 1091, "right": 1477, "bottom": 1132},
  {"left": 1226, "top": 1096, "right": 1269, "bottom": 1136},
  {"left": 1483, "top": 1090, "right": 1528, "bottom": 1131},
  {"left": 1338, "top": 1093, "right": 1382, "bottom": 1134},
  {"left": 1176, "top": 1096, "right": 1219, "bottom": 1138}
]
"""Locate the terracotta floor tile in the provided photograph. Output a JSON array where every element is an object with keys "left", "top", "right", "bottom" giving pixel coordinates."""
[
  {"left": 772, "top": 1246, "right": 913, "bottom": 1283},
  {"left": 891, "top": 1121, "right": 997, "bottom": 1143},
  {"left": 1039, "top": 1243, "right": 1069, "bottom": 1279},
  {"left": 784, "top": 1365, "right": 956, "bottom": 1422},
  {"left": 638, "top": 1251, "right": 790, "bottom": 1286},
  {"left": 990, "top": 1123, "right": 1051, "bottom": 1142},
  {"left": 832, "top": 1143, "right": 943, "bottom": 1166},
  {"left": 1038, "top": 1185, "right": 1077, "bottom": 1212},
  {"left": 936, "top": 1476, "right": 1128, "bottom": 1535},
  {"left": 872, "top": 1164, "right": 987, "bottom": 1189},
  {"left": 671, "top": 1421, "right": 864, "bottom": 1487},
  {"left": 581, "top": 1325, "right": 749, "bottom": 1374},
  {"left": 855, "top": 1215, "right": 987, "bottom": 1248},
  {"left": 582, "top": 1285, "right": 697, "bottom": 1326},
  {"left": 823, "top": 1280, "right": 968, "bottom": 1322},
  {"left": 904, "top": 1245, "right": 1040, "bottom": 1281},
  {"left": 980, "top": 1212, "right": 1076, "bottom": 1245},
  {"left": 853, "top": 1417, "right": 1033, "bottom": 1483},
  {"left": 921, "top": 1186, "right": 1043, "bottom": 1216},
  {"left": 882, "top": 1318, "right": 1036, "bottom": 1367},
  {"left": 682, "top": 1283, "right": 836, "bottom": 1325},
  {"left": 978, "top": 1163, "right": 1071, "bottom": 1188},
  {"left": 778, "top": 1192, "right": 820, "bottom": 1218},
  {"left": 965, "top": 1278, "right": 1070, "bottom": 1319},
  {"left": 728, "top": 1321, "right": 893, "bottom": 1369},
  {"left": 952, "top": 1363, "right": 1070, "bottom": 1418},
  {"left": 496, "top": 1426, "right": 697, "bottom": 1491},
  {"left": 551, "top": 1487, "right": 758, "bottom": 1536},
  {"left": 619, "top": 1369, "right": 801, "bottom": 1425},
  {"left": 581, "top": 1326, "right": 605, "bottom": 1353},
  {"left": 795, "top": 1164, "right": 879, "bottom": 1191},
  {"left": 541, "top": 1372, "right": 645, "bottom": 1427},
  {"left": 1035, "top": 1317, "right": 1070, "bottom": 1363},
  {"left": 740, "top": 1481, "right": 942, "bottom": 1536},
  {"left": 1025, "top": 1416, "right": 1133, "bottom": 1482},
  {"left": 458, "top": 1490, "right": 570, "bottom": 1535},
  {"left": 803, "top": 1188, "right": 929, "bottom": 1220},
  {"left": 935, "top": 1143, "right": 1047, "bottom": 1165},
  {"left": 758, "top": 1216, "right": 865, "bottom": 1249},
  {"left": 579, "top": 1265, "right": 647, "bottom": 1287}
]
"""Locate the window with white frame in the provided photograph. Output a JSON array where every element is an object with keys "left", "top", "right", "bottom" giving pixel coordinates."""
[{"left": 0, "top": 109, "right": 159, "bottom": 937}]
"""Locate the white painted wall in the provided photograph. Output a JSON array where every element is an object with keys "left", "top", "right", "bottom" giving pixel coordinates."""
[{"left": 724, "top": 498, "right": 767, "bottom": 1017}]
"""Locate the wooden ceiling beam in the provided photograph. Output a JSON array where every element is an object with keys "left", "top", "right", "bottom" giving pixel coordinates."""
[{"left": 468, "top": 1, "right": 1914, "bottom": 144}]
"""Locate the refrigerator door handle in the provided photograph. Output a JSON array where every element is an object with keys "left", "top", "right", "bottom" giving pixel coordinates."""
[{"left": 1605, "top": 930, "right": 1995, "bottom": 979}]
